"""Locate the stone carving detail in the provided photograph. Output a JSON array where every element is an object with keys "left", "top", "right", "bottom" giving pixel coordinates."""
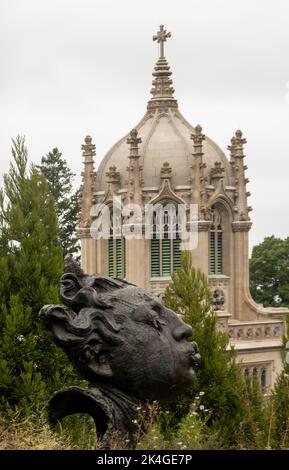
[
  {"left": 212, "top": 288, "right": 225, "bottom": 311},
  {"left": 161, "top": 161, "right": 172, "bottom": 179},
  {"left": 39, "top": 259, "right": 200, "bottom": 449},
  {"left": 106, "top": 165, "right": 120, "bottom": 185},
  {"left": 208, "top": 277, "right": 229, "bottom": 288},
  {"left": 216, "top": 321, "right": 226, "bottom": 332},
  {"left": 228, "top": 322, "right": 283, "bottom": 341},
  {"left": 231, "top": 221, "right": 252, "bottom": 232},
  {"left": 76, "top": 228, "right": 91, "bottom": 239},
  {"left": 210, "top": 161, "right": 224, "bottom": 184}
]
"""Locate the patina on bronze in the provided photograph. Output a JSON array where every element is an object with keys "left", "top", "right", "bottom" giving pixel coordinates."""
[{"left": 39, "top": 259, "right": 200, "bottom": 448}]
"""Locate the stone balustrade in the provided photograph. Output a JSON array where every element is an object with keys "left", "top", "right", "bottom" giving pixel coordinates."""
[{"left": 228, "top": 321, "right": 284, "bottom": 342}]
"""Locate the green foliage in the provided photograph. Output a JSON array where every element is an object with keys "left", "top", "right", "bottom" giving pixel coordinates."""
[
  {"left": 163, "top": 251, "right": 246, "bottom": 446},
  {"left": 236, "top": 377, "right": 270, "bottom": 449},
  {"left": 250, "top": 235, "right": 289, "bottom": 307},
  {"left": 137, "top": 399, "right": 222, "bottom": 450},
  {"left": 37, "top": 147, "right": 80, "bottom": 257},
  {"left": 0, "top": 136, "right": 78, "bottom": 412},
  {"left": 55, "top": 414, "right": 98, "bottom": 450},
  {"left": 270, "top": 366, "right": 289, "bottom": 449}
]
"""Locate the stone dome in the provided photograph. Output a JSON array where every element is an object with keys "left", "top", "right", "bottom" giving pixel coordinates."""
[{"left": 95, "top": 110, "right": 231, "bottom": 191}]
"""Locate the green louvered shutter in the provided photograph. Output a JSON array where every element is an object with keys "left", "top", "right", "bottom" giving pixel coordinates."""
[
  {"left": 116, "top": 238, "right": 122, "bottom": 277},
  {"left": 217, "top": 230, "right": 223, "bottom": 274},
  {"left": 173, "top": 237, "right": 181, "bottom": 272},
  {"left": 162, "top": 237, "right": 171, "bottom": 277},
  {"left": 151, "top": 238, "right": 160, "bottom": 277},
  {"left": 123, "top": 237, "right": 126, "bottom": 277},
  {"left": 108, "top": 238, "right": 114, "bottom": 276},
  {"left": 209, "top": 230, "right": 215, "bottom": 274}
]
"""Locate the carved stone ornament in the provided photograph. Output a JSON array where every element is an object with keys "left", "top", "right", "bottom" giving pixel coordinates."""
[
  {"left": 39, "top": 258, "right": 200, "bottom": 449},
  {"left": 212, "top": 288, "right": 225, "bottom": 311}
]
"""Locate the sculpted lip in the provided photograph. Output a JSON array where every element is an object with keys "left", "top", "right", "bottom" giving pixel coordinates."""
[{"left": 187, "top": 343, "right": 201, "bottom": 367}]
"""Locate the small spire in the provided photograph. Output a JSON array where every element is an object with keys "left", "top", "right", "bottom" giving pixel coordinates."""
[
  {"left": 228, "top": 136, "right": 236, "bottom": 162},
  {"left": 81, "top": 135, "right": 96, "bottom": 163},
  {"left": 126, "top": 129, "right": 142, "bottom": 157},
  {"left": 234, "top": 129, "right": 247, "bottom": 158},
  {"left": 126, "top": 130, "right": 143, "bottom": 204},
  {"left": 190, "top": 125, "right": 208, "bottom": 218},
  {"left": 231, "top": 129, "right": 250, "bottom": 220},
  {"left": 147, "top": 25, "right": 178, "bottom": 111},
  {"left": 191, "top": 125, "right": 206, "bottom": 149},
  {"left": 79, "top": 135, "right": 96, "bottom": 231}
]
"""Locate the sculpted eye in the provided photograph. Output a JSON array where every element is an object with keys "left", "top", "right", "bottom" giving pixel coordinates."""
[
  {"left": 132, "top": 303, "right": 166, "bottom": 331},
  {"left": 150, "top": 316, "right": 163, "bottom": 330}
]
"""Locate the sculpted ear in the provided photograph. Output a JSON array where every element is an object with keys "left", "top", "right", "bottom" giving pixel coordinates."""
[{"left": 80, "top": 345, "right": 113, "bottom": 378}]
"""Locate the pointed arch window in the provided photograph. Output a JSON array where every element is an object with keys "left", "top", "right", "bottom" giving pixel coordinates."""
[
  {"left": 242, "top": 364, "right": 269, "bottom": 390},
  {"left": 151, "top": 205, "right": 181, "bottom": 278},
  {"left": 261, "top": 368, "right": 267, "bottom": 389},
  {"left": 209, "top": 206, "right": 223, "bottom": 274}
]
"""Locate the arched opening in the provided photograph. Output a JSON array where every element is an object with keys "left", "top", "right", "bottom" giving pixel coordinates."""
[
  {"left": 209, "top": 202, "right": 232, "bottom": 277},
  {"left": 261, "top": 368, "right": 267, "bottom": 389}
]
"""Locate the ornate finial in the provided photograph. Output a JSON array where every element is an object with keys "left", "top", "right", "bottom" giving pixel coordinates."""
[
  {"left": 153, "top": 25, "right": 171, "bottom": 58},
  {"left": 82, "top": 135, "right": 96, "bottom": 161},
  {"left": 234, "top": 129, "right": 247, "bottom": 146},
  {"left": 127, "top": 129, "right": 142, "bottom": 158},
  {"left": 234, "top": 129, "right": 247, "bottom": 158},
  {"left": 127, "top": 129, "right": 142, "bottom": 147},
  {"left": 161, "top": 161, "right": 172, "bottom": 179},
  {"left": 191, "top": 125, "right": 206, "bottom": 146},
  {"left": 228, "top": 136, "right": 236, "bottom": 164},
  {"left": 79, "top": 135, "right": 96, "bottom": 233}
]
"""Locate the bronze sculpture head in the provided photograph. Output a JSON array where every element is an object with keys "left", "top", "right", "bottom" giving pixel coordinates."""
[{"left": 39, "top": 260, "right": 200, "bottom": 448}]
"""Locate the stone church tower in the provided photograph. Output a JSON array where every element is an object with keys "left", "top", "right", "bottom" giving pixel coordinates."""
[{"left": 78, "top": 26, "right": 288, "bottom": 389}]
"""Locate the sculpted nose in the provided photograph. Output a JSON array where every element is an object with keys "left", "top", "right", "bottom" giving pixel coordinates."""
[{"left": 173, "top": 323, "right": 193, "bottom": 341}]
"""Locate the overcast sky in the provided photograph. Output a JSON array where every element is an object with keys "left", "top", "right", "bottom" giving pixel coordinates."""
[{"left": 1, "top": 0, "right": 289, "bottom": 250}]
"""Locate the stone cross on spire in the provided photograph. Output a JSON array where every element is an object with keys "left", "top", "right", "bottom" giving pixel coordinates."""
[
  {"left": 153, "top": 25, "right": 171, "bottom": 58},
  {"left": 148, "top": 25, "right": 177, "bottom": 111}
]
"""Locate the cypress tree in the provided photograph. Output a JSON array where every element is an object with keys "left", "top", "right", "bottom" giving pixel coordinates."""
[
  {"left": 0, "top": 136, "right": 76, "bottom": 411},
  {"left": 163, "top": 251, "right": 246, "bottom": 445},
  {"left": 37, "top": 148, "right": 80, "bottom": 257}
]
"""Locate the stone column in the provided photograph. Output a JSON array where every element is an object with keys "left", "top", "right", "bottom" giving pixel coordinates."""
[
  {"left": 124, "top": 226, "right": 150, "bottom": 290},
  {"left": 78, "top": 135, "right": 96, "bottom": 275},
  {"left": 189, "top": 221, "right": 210, "bottom": 275},
  {"left": 232, "top": 221, "right": 252, "bottom": 320},
  {"left": 79, "top": 228, "right": 97, "bottom": 275}
]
